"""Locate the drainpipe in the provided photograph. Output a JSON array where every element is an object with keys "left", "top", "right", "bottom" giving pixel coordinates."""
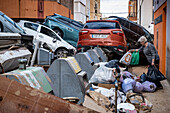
[{"left": 139, "top": 0, "right": 144, "bottom": 25}]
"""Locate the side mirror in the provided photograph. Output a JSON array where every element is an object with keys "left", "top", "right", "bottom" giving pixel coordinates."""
[{"left": 53, "top": 38, "right": 57, "bottom": 43}]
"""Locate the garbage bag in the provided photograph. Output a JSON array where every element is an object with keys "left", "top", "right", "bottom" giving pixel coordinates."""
[
  {"left": 134, "top": 82, "right": 144, "bottom": 93},
  {"left": 123, "top": 71, "right": 134, "bottom": 78},
  {"left": 147, "top": 66, "right": 166, "bottom": 82},
  {"left": 142, "top": 81, "right": 156, "bottom": 92},
  {"left": 89, "top": 65, "right": 115, "bottom": 83},
  {"left": 130, "top": 51, "right": 139, "bottom": 65},
  {"left": 119, "top": 52, "right": 132, "bottom": 65},
  {"left": 140, "top": 73, "right": 147, "bottom": 83},
  {"left": 122, "top": 78, "right": 136, "bottom": 93},
  {"left": 105, "top": 59, "right": 120, "bottom": 73}
]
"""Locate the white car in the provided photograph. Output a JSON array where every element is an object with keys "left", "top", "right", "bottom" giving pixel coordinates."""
[{"left": 18, "top": 20, "right": 76, "bottom": 58}]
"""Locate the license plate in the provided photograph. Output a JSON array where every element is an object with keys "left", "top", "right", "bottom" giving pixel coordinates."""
[{"left": 92, "top": 34, "right": 108, "bottom": 38}]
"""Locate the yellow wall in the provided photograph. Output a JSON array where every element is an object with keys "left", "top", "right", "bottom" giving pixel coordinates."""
[
  {"left": 154, "top": 2, "right": 167, "bottom": 75},
  {"left": 90, "top": 0, "right": 101, "bottom": 20},
  {"left": 128, "top": 1, "right": 137, "bottom": 21}
]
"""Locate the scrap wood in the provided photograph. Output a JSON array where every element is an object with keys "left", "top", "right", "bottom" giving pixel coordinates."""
[
  {"left": 97, "top": 83, "right": 121, "bottom": 90},
  {"left": 83, "top": 95, "right": 112, "bottom": 113},
  {"left": 89, "top": 91, "right": 112, "bottom": 112},
  {"left": 0, "top": 76, "right": 97, "bottom": 113}
]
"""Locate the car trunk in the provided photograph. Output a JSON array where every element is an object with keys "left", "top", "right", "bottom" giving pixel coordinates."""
[{"left": 79, "top": 29, "right": 125, "bottom": 46}]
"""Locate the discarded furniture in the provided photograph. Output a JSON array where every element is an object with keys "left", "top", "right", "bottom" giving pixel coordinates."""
[
  {"left": 0, "top": 76, "right": 96, "bottom": 113},
  {"left": 0, "top": 47, "right": 31, "bottom": 73},
  {"left": 1, "top": 67, "right": 53, "bottom": 93},
  {"left": 47, "top": 57, "right": 89, "bottom": 104}
]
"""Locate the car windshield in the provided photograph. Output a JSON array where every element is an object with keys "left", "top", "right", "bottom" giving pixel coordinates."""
[
  {"left": 3, "top": 15, "right": 25, "bottom": 33},
  {"left": 84, "top": 22, "right": 120, "bottom": 29}
]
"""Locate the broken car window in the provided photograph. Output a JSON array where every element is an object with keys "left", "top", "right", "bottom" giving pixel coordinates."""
[
  {"left": 40, "top": 26, "right": 60, "bottom": 40},
  {"left": 24, "top": 22, "right": 39, "bottom": 31}
]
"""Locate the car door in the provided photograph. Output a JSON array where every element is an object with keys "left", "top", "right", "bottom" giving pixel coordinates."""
[
  {"left": 38, "top": 26, "right": 61, "bottom": 51},
  {"left": 23, "top": 22, "right": 39, "bottom": 45}
]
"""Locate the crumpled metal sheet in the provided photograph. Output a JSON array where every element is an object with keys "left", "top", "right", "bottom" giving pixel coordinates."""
[
  {"left": 0, "top": 47, "right": 31, "bottom": 73},
  {"left": 0, "top": 33, "right": 21, "bottom": 49},
  {"left": 0, "top": 76, "right": 97, "bottom": 113}
]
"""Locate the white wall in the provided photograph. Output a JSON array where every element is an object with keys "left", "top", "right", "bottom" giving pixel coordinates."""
[
  {"left": 74, "top": 0, "right": 89, "bottom": 23},
  {"left": 154, "top": 0, "right": 166, "bottom": 12},
  {"left": 137, "top": 0, "right": 154, "bottom": 34},
  {"left": 86, "top": 0, "right": 90, "bottom": 20},
  {"left": 74, "top": 0, "right": 86, "bottom": 6}
]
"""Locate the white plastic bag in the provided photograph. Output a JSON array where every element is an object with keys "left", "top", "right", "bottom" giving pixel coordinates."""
[
  {"left": 89, "top": 65, "right": 115, "bottom": 83},
  {"left": 119, "top": 52, "right": 132, "bottom": 65},
  {"left": 93, "top": 86, "right": 126, "bottom": 105}
]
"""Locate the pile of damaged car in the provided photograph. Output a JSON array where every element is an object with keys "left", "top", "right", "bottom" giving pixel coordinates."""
[{"left": 0, "top": 10, "right": 167, "bottom": 113}]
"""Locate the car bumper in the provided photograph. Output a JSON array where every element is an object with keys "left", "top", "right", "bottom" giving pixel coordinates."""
[{"left": 77, "top": 45, "right": 127, "bottom": 56}]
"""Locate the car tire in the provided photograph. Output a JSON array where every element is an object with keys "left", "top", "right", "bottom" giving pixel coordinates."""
[
  {"left": 55, "top": 48, "right": 68, "bottom": 59},
  {"left": 54, "top": 29, "right": 63, "bottom": 38},
  {"left": 0, "top": 22, "right": 3, "bottom": 32}
]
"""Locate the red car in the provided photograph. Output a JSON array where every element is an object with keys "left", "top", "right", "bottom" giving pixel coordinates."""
[{"left": 77, "top": 20, "right": 127, "bottom": 55}]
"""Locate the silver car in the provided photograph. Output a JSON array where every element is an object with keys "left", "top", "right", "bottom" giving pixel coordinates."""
[{"left": 0, "top": 11, "right": 25, "bottom": 34}]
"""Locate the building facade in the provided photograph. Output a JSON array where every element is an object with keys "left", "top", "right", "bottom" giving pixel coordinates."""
[
  {"left": 74, "top": 0, "right": 90, "bottom": 23},
  {"left": 90, "top": 0, "right": 101, "bottom": 20},
  {"left": 128, "top": 0, "right": 137, "bottom": 22},
  {"left": 0, "top": 0, "right": 74, "bottom": 20},
  {"left": 153, "top": 0, "right": 167, "bottom": 77},
  {"left": 166, "top": 0, "right": 170, "bottom": 83},
  {"left": 137, "top": 0, "right": 154, "bottom": 34}
]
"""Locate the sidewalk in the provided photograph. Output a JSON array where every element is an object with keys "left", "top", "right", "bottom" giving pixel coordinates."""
[{"left": 143, "top": 80, "right": 170, "bottom": 113}]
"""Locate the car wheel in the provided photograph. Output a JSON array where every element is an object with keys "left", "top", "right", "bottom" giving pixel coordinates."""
[
  {"left": 55, "top": 49, "right": 68, "bottom": 59},
  {"left": 0, "top": 22, "right": 3, "bottom": 32},
  {"left": 54, "top": 29, "right": 63, "bottom": 38}
]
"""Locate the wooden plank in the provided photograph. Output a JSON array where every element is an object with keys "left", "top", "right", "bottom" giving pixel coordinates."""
[
  {"left": 98, "top": 83, "right": 121, "bottom": 90},
  {"left": 0, "top": 76, "right": 97, "bottom": 113},
  {"left": 89, "top": 91, "right": 110, "bottom": 106},
  {"left": 83, "top": 95, "right": 112, "bottom": 113}
]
